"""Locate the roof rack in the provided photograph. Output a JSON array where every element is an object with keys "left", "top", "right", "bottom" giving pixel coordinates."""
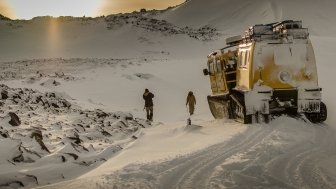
[
  {"left": 244, "top": 20, "right": 309, "bottom": 42},
  {"left": 226, "top": 35, "right": 242, "bottom": 46}
]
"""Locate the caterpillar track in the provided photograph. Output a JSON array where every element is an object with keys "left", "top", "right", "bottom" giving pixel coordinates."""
[{"left": 203, "top": 20, "right": 327, "bottom": 124}]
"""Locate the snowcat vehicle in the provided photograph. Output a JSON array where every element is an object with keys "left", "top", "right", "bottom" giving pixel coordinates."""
[{"left": 203, "top": 20, "right": 327, "bottom": 124}]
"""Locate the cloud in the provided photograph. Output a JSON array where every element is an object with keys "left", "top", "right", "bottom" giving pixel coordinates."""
[
  {"left": 0, "top": 0, "right": 15, "bottom": 19},
  {"left": 98, "top": 0, "right": 184, "bottom": 16}
]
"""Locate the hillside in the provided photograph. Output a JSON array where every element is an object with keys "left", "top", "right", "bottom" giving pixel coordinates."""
[
  {"left": 0, "top": 12, "right": 220, "bottom": 62},
  {"left": 160, "top": 0, "right": 336, "bottom": 36},
  {"left": 0, "top": 14, "right": 11, "bottom": 21}
]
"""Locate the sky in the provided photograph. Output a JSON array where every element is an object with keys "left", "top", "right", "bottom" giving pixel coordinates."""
[{"left": 0, "top": 0, "right": 184, "bottom": 20}]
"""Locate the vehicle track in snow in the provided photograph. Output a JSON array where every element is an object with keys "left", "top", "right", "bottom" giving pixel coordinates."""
[
  {"left": 42, "top": 118, "right": 336, "bottom": 189},
  {"left": 158, "top": 125, "right": 274, "bottom": 189},
  {"left": 203, "top": 120, "right": 336, "bottom": 189},
  {"left": 278, "top": 126, "right": 336, "bottom": 189}
]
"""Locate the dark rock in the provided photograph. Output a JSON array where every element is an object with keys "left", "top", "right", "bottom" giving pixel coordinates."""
[
  {"left": 125, "top": 113, "right": 133, "bottom": 120},
  {"left": 36, "top": 139, "right": 50, "bottom": 153},
  {"left": 74, "top": 132, "right": 79, "bottom": 138},
  {"left": 30, "top": 130, "right": 43, "bottom": 140},
  {"left": 51, "top": 103, "right": 59, "bottom": 108},
  {"left": 12, "top": 94, "right": 21, "bottom": 99},
  {"left": 8, "top": 112, "right": 21, "bottom": 126},
  {"left": 52, "top": 80, "right": 61, "bottom": 86},
  {"left": 62, "top": 100, "right": 71, "bottom": 108},
  {"left": 35, "top": 96, "right": 44, "bottom": 105},
  {"left": 101, "top": 130, "right": 112, "bottom": 136},
  {"left": 30, "top": 130, "right": 50, "bottom": 153},
  {"left": 76, "top": 124, "right": 86, "bottom": 132},
  {"left": 48, "top": 92, "right": 56, "bottom": 98},
  {"left": 67, "top": 136, "right": 81, "bottom": 144},
  {"left": 0, "top": 130, "right": 9, "bottom": 138},
  {"left": 13, "top": 153, "right": 24, "bottom": 162},
  {"left": 1, "top": 90, "right": 8, "bottom": 99},
  {"left": 61, "top": 155, "right": 66, "bottom": 162},
  {"left": 96, "top": 110, "right": 108, "bottom": 118},
  {"left": 64, "top": 153, "right": 78, "bottom": 160}
]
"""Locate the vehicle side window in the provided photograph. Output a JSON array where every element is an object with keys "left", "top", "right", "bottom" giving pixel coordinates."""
[
  {"left": 239, "top": 50, "right": 250, "bottom": 68},
  {"left": 216, "top": 59, "right": 222, "bottom": 72},
  {"left": 240, "top": 51, "right": 246, "bottom": 67},
  {"left": 238, "top": 52, "right": 242, "bottom": 67},
  {"left": 245, "top": 51, "right": 250, "bottom": 67},
  {"left": 209, "top": 61, "right": 216, "bottom": 75}
]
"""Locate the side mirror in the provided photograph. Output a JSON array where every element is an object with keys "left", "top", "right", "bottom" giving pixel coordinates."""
[{"left": 203, "top": 68, "right": 209, "bottom": 76}]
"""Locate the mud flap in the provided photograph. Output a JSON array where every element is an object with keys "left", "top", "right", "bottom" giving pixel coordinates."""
[
  {"left": 253, "top": 112, "right": 270, "bottom": 124},
  {"left": 229, "top": 94, "right": 252, "bottom": 124},
  {"left": 304, "top": 101, "right": 327, "bottom": 123}
]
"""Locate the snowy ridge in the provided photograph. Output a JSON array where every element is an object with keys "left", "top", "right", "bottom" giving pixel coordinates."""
[
  {"left": 1, "top": 13, "right": 218, "bottom": 41},
  {"left": 105, "top": 13, "right": 219, "bottom": 41},
  {"left": 160, "top": 0, "right": 336, "bottom": 36},
  {"left": 0, "top": 14, "right": 11, "bottom": 21}
]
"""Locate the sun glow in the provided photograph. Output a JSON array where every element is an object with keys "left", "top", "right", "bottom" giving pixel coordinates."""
[
  {"left": 47, "top": 18, "right": 60, "bottom": 56},
  {"left": 0, "top": 0, "right": 15, "bottom": 18},
  {"left": 1, "top": 0, "right": 185, "bottom": 20},
  {"left": 6, "top": 0, "right": 103, "bottom": 20}
]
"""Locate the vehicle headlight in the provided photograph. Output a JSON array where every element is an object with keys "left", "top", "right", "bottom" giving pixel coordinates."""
[{"left": 279, "top": 71, "right": 292, "bottom": 83}]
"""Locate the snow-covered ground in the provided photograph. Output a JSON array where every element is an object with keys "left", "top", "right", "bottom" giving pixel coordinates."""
[
  {"left": 1, "top": 0, "right": 336, "bottom": 188},
  {"left": 39, "top": 117, "right": 336, "bottom": 189}
]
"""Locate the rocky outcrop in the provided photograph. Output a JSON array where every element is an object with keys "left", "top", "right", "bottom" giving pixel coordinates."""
[
  {"left": 105, "top": 13, "right": 219, "bottom": 41},
  {"left": 8, "top": 112, "right": 21, "bottom": 126},
  {"left": 0, "top": 84, "right": 151, "bottom": 188}
]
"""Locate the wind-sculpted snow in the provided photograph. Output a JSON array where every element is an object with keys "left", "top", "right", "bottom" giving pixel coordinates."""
[
  {"left": 45, "top": 117, "right": 336, "bottom": 189},
  {"left": 0, "top": 84, "right": 151, "bottom": 188}
]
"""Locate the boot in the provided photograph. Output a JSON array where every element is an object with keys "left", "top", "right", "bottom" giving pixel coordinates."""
[{"left": 149, "top": 113, "right": 153, "bottom": 121}]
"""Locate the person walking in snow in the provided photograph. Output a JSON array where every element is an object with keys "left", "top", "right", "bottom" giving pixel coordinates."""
[
  {"left": 143, "top": 88, "right": 154, "bottom": 121},
  {"left": 186, "top": 91, "right": 196, "bottom": 116}
]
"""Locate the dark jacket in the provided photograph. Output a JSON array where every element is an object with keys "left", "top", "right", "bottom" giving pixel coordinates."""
[
  {"left": 186, "top": 94, "right": 196, "bottom": 106},
  {"left": 143, "top": 92, "right": 154, "bottom": 107}
]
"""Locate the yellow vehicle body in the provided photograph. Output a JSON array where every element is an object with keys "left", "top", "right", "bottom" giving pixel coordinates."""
[
  {"left": 204, "top": 20, "right": 327, "bottom": 123},
  {"left": 235, "top": 41, "right": 318, "bottom": 90}
]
